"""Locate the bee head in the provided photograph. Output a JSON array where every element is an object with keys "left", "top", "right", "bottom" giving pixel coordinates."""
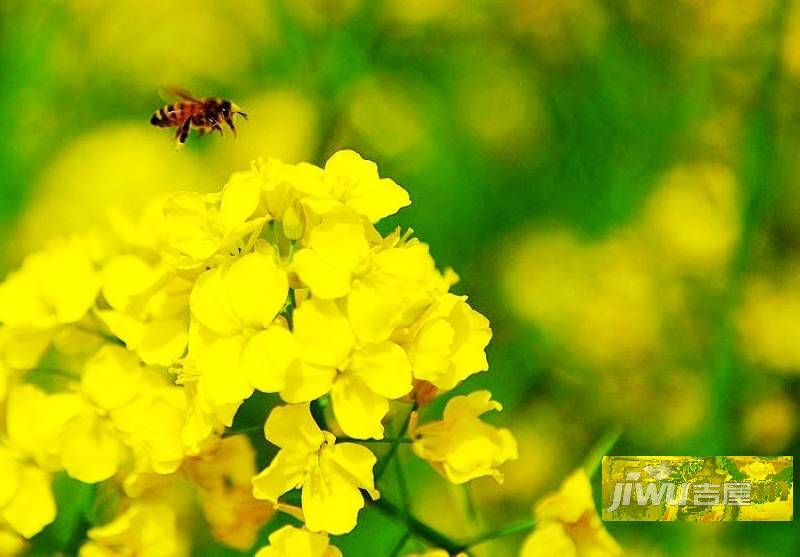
[{"left": 219, "top": 100, "right": 248, "bottom": 136}]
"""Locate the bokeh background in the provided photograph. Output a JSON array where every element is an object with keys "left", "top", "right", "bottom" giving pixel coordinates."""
[{"left": 1, "top": 0, "right": 799, "bottom": 555}]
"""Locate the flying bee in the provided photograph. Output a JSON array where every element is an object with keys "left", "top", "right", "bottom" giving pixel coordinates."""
[{"left": 150, "top": 87, "right": 248, "bottom": 144}]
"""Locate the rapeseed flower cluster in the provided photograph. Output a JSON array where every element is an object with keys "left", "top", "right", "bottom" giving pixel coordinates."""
[{"left": 0, "top": 149, "right": 515, "bottom": 555}]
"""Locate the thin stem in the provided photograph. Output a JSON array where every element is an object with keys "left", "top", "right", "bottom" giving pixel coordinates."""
[
  {"left": 395, "top": 451, "right": 411, "bottom": 515},
  {"left": 459, "top": 517, "right": 537, "bottom": 551},
  {"left": 375, "top": 403, "right": 417, "bottom": 481},
  {"left": 285, "top": 288, "right": 297, "bottom": 330},
  {"left": 388, "top": 530, "right": 410, "bottom": 557},
  {"left": 372, "top": 498, "right": 462, "bottom": 555},
  {"left": 581, "top": 425, "right": 623, "bottom": 478}
]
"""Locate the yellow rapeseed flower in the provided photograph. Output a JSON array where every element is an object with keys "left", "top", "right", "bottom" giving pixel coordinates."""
[
  {"left": 56, "top": 346, "right": 187, "bottom": 483},
  {"left": 399, "top": 293, "right": 491, "bottom": 390},
  {"left": 520, "top": 469, "right": 621, "bottom": 557},
  {"left": 252, "top": 404, "right": 379, "bottom": 534},
  {"left": 0, "top": 385, "right": 76, "bottom": 538},
  {"left": 97, "top": 255, "right": 192, "bottom": 367},
  {"left": 258, "top": 297, "right": 413, "bottom": 439},
  {"left": 412, "top": 391, "right": 517, "bottom": 483},
  {"left": 254, "top": 525, "right": 341, "bottom": 557},
  {"left": 79, "top": 503, "right": 187, "bottom": 557},
  {"left": 183, "top": 436, "right": 274, "bottom": 550}
]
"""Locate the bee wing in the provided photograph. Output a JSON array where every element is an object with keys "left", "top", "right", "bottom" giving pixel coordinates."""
[{"left": 159, "top": 86, "right": 200, "bottom": 102}]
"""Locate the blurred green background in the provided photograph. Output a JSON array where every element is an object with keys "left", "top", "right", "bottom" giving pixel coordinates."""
[{"left": 1, "top": 0, "right": 798, "bottom": 555}]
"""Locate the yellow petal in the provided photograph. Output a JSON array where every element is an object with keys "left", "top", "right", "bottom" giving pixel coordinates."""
[
  {"left": 302, "top": 463, "right": 364, "bottom": 535},
  {"left": 292, "top": 249, "right": 352, "bottom": 299},
  {"left": 325, "top": 443, "right": 379, "bottom": 500},
  {"left": 520, "top": 522, "right": 577, "bottom": 557},
  {"left": 349, "top": 342, "right": 412, "bottom": 399},
  {"left": 305, "top": 209, "right": 370, "bottom": 272},
  {"left": 280, "top": 361, "right": 337, "bottom": 403},
  {"left": 136, "top": 317, "right": 189, "bottom": 366},
  {"left": 81, "top": 346, "right": 142, "bottom": 410},
  {"left": 101, "top": 255, "right": 155, "bottom": 311},
  {"left": 225, "top": 251, "right": 288, "bottom": 329},
  {"left": 535, "top": 469, "right": 595, "bottom": 524},
  {"left": 190, "top": 268, "right": 240, "bottom": 336},
  {"left": 221, "top": 171, "right": 262, "bottom": 231},
  {"left": 323, "top": 150, "right": 410, "bottom": 222},
  {"left": 293, "top": 299, "right": 354, "bottom": 367},
  {"left": 0, "top": 448, "right": 21, "bottom": 508},
  {"left": 60, "top": 413, "right": 124, "bottom": 483},
  {"left": 197, "top": 336, "right": 254, "bottom": 407},
  {"left": 346, "top": 283, "right": 403, "bottom": 343},
  {"left": 264, "top": 404, "right": 324, "bottom": 452},
  {"left": 256, "top": 525, "right": 342, "bottom": 557},
  {"left": 243, "top": 327, "right": 298, "bottom": 393},
  {"left": 0, "top": 465, "right": 55, "bottom": 539},
  {"left": 252, "top": 450, "right": 306, "bottom": 503},
  {"left": 330, "top": 375, "right": 388, "bottom": 440}
]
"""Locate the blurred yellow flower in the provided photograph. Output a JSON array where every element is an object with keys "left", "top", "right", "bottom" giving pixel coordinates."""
[
  {"left": 57, "top": 346, "right": 187, "bottom": 482},
  {"left": 413, "top": 391, "right": 517, "bottom": 484},
  {"left": 511, "top": 0, "right": 608, "bottom": 62},
  {"left": 0, "top": 527, "right": 25, "bottom": 556},
  {"left": 251, "top": 403, "right": 379, "bottom": 534},
  {"left": 183, "top": 436, "right": 274, "bottom": 550},
  {"left": 641, "top": 162, "right": 740, "bottom": 275},
  {"left": 454, "top": 50, "right": 543, "bottom": 157},
  {"left": 54, "top": 0, "right": 276, "bottom": 88},
  {"left": 738, "top": 271, "right": 800, "bottom": 371},
  {"left": 521, "top": 469, "right": 621, "bottom": 557},
  {"left": 97, "top": 255, "right": 192, "bottom": 367},
  {"left": 0, "top": 235, "right": 100, "bottom": 330},
  {"left": 214, "top": 89, "right": 319, "bottom": 168},
  {"left": 743, "top": 395, "right": 797, "bottom": 453},
  {"left": 10, "top": 126, "right": 213, "bottom": 259},
  {"left": 254, "top": 525, "right": 341, "bottom": 557},
  {"left": 79, "top": 502, "right": 186, "bottom": 557},
  {"left": 0, "top": 385, "right": 74, "bottom": 538},
  {"left": 503, "top": 228, "right": 660, "bottom": 368},
  {"left": 346, "top": 77, "right": 426, "bottom": 158}
]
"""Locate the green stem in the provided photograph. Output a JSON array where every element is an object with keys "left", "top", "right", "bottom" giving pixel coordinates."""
[
  {"left": 222, "top": 424, "right": 263, "bottom": 438},
  {"left": 458, "top": 517, "right": 537, "bottom": 551},
  {"left": 388, "top": 530, "right": 411, "bottom": 557},
  {"left": 375, "top": 403, "right": 417, "bottom": 481},
  {"left": 372, "top": 498, "right": 462, "bottom": 555},
  {"left": 581, "top": 425, "right": 623, "bottom": 478}
]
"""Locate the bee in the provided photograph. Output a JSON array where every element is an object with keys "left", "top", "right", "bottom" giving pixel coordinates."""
[{"left": 150, "top": 87, "right": 248, "bottom": 144}]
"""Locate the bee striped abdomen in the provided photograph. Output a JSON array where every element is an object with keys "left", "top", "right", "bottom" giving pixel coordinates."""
[{"left": 150, "top": 103, "right": 183, "bottom": 127}]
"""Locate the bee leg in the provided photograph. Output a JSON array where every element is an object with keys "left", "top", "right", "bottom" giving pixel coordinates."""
[
  {"left": 213, "top": 123, "right": 224, "bottom": 136},
  {"left": 175, "top": 118, "right": 192, "bottom": 144},
  {"left": 223, "top": 114, "right": 237, "bottom": 137}
]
